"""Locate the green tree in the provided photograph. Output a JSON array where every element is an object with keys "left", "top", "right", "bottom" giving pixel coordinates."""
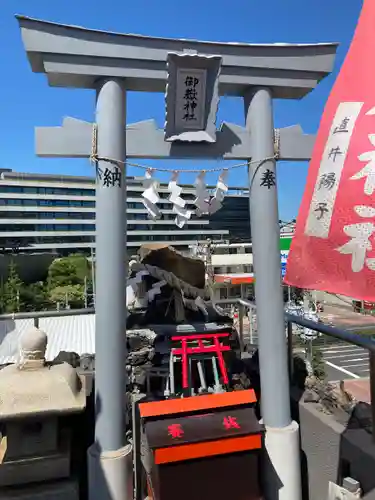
[
  {"left": 2, "top": 261, "right": 24, "bottom": 313},
  {"left": 20, "top": 281, "right": 51, "bottom": 312},
  {"left": 0, "top": 278, "right": 4, "bottom": 314},
  {"left": 67, "top": 253, "right": 92, "bottom": 282},
  {"left": 47, "top": 254, "right": 91, "bottom": 289},
  {"left": 311, "top": 346, "right": 326, "bottom": 380},
  {"left": 47, "top": 254, "right": 92, "bottom": 309},
  {"left": 49, "top": 284, "right": 85, "bottom": 309}
]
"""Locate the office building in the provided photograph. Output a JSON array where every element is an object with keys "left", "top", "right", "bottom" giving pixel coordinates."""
[
  {"left": 190, "top": 226, "right": 295, "bottom": 303},
  {"left": 0, "top": 169, "right": 250, "bottom": 256}
]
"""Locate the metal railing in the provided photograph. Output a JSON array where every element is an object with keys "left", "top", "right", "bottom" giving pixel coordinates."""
[
  {"left": 1, "top": 300, "right": 375, "bottom": 436},
  {"left": 0, "top": 307, "right": 95, "bottom": 327},
  {"left": 219, "top": 298, "right": 375, "bottom": 438}
]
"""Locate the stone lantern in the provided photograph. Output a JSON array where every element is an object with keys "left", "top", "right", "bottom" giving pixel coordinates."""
[{"left": 0, "top": 327, "right": 86, "bottom": 499}]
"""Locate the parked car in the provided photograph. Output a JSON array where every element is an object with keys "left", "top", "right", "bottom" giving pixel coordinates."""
[{"left": 353, "top": 300, "right": 375, "bottom": 313}]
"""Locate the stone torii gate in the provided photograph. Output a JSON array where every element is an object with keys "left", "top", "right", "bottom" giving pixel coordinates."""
[{"left": 16, "top": 15, "right": 337, "bottom": 500}]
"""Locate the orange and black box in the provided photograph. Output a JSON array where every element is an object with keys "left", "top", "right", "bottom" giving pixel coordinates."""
[{"left": 138, "top": 390, "right": 264, "bottom": 500}]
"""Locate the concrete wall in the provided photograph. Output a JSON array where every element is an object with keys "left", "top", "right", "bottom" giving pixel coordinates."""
[
  {"left": 293, "top": 391, "right": 375, "bottom": 500},
  {"left": 211, "top": 253, "right": 253, "bottom": 267},
  {"left": 293, "top": 392, "right": 344, "bottom": 500},
  {"left": 0, "top": 253, "right": 55, "bottom": 282}
]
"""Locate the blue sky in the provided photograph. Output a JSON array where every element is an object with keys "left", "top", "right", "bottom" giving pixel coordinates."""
[{"left": 0, "top": 0, "right": 362, "bottom": 220}]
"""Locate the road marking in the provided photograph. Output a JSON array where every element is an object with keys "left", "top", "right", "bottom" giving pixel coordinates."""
[
  {"left": 325, "top": 360, "right": 360, "bottom": 379},
  {"left": 321, "top": 346, "right": 364, "bottom": 353},
  {"left": 342, "top": 362, "right": 369, "bottom": 368},
  {"left": 321, "top": 350, "right": 364, "bottom": 356},
  {"left": 324, "top": 354, "right": 367, "bottom": 361},
  {"left": 320, "top": 344, "right": 357, "bottom": 349}
]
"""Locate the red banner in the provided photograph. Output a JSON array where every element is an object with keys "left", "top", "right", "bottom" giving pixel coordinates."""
[{"left": 285, "top": 0, "right": 375, "bottom": 302}]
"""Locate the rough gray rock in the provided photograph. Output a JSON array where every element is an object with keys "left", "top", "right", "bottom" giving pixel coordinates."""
[
  {"left": 53, "top": 350, "right": 80, "bottom": 368},
  {"left": 305, "top": 376, "right": 355, "bottom": 414},
  {"left": 80, "top": 353, "right": 95, "bottom": 371},
  {"left": 128, "top": 347, "right": 155, "bottom": 366}
]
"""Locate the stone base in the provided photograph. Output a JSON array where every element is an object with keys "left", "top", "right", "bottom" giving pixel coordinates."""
[
  {"left": 87, "top": 442, "right": 133, "bottom": 500},
  {"left": 0, "top": 433, "right": 70, "bottom": 488},
  {"left": 5, "top": 419, "right": 58, "bottom": 461},
  {"left": 0, "top": 479, "right": 79, "bottom": 500},
  {"left": 0, "top": 451, "right": 70, "bottom": 488}
]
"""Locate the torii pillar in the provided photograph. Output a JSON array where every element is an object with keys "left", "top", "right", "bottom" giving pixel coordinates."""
[
  {"left": 16, "top": 15, "right": 338, "bottom": 500},
  {"left": 94, "top": 78, "right": 131, "bottom": 499}
]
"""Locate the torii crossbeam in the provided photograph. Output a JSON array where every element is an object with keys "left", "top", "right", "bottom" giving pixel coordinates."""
[{"left": 35, "top": 117, "right": 316, "bottom": 161}]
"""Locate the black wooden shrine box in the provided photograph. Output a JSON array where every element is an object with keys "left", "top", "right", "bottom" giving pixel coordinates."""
[{"left": 138, "top": 390, "right": 264, "bottom": 500}]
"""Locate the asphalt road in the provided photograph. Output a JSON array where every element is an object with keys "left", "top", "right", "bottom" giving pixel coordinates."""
[
  {"left": 321, "top": 343, "right": 369, "bottom": 381},
  {"left": 240, "top": 315, "right": 372, "bottom": 381}
]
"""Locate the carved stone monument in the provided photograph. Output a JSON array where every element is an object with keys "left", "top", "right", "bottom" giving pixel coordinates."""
[{"left": 0, "top": 327, "right": 86, "bottom": 499}]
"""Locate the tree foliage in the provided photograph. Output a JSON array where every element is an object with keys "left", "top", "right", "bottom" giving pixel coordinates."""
[
  {"left": 2, "top": 261, "right": 24, "bottom": 313},
  {"left": 311, "top": 346, "right": 326, "bottom": 380},
  {"left": 20, "top": 281, "right": 50, "bottom": 312},
  {"left": 47, "top": 254, "right": 91, "bottom": 289},
  {"left": 49, "top": 284, "right": 85, "bottom": 308},
  {"left": 47, "top": 254, "right": 92, "bottom": 308},
  {"left": 0, "top": 254, "right": 92, "bottom": 313},
  {"left": 283, "top": 286, "right": 304, "bottom": 304}
]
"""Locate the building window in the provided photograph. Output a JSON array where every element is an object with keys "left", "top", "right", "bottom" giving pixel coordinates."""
[
  {"left": 228, "top": 286, "right": 241, "bottom": 298},
  {"left": 23, "top": 187, "right": 37, "bottom": 194},
  {"left": 219, "top": 288, "right": 228, "bottom": 300},
  {"left": 132, "top": 213, "right": 148, "bottom": 220},
  {"left": 243, "top": 265, "right": 253, "bottom": 273}
]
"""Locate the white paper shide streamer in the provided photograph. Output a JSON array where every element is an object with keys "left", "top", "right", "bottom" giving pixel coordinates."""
[
  {"left": 140, "top": 167, "right": 228, "bottom": 226},
  {"left": 209, "top": 170, "right": 228, "bottom": 214},
  {"left": 194, "top": 172, "right": 211, "bottom": 216},
  {"left": 168, "top": 172, "right": 192, "bottom": 228},
  {"left": 142, "top": 169, "right": 161, "bottom": 220},
  {"left": 194, "top": 170, "right": 228, "bottom": 216}
]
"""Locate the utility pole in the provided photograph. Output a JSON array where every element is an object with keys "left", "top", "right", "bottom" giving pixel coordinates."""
[
  {"left": 90, "top": 246, "right": 96, "bottom": 307},
  {"left": 84, "top": 276, "right": 88, "bottom": 309}
]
